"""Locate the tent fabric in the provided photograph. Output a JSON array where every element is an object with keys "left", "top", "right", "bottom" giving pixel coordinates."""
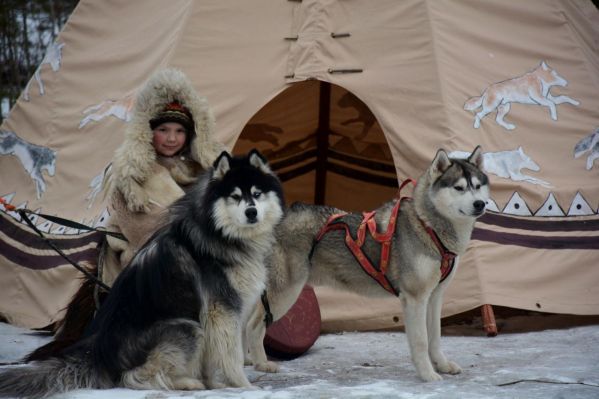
[
  {"left": 0, "top": 211, "right": 102, "bottom": 327},
  {"left": 1, "top": 0, "right": 598, "bottom": 330}
]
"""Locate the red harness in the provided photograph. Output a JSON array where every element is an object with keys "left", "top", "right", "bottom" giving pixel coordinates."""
[{"left": 313, "top": 179, "right": 457, "bottom": 296}]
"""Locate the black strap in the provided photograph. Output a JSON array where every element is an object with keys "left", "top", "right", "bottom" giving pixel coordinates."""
[
  {"left": 18, "top": 209, "right": 111, "bottom": 292},
  {"left": 20, "top": 209, "right": 127, "bottom": 242},
  {"left": 261, "top": 290, "right": 273, "bottom": 327}
]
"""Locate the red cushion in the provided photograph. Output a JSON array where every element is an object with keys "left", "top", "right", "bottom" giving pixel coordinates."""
[{"left": 263, "top": 285, "right": 321, "bottom": 359}]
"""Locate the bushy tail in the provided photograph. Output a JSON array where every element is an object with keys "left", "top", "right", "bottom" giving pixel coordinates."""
[
  {"left": 0, "top": 348, "right": 107, "bottom": 398},
  {"left": 463, "top": 95, "right": 483, "bottom": 111}
]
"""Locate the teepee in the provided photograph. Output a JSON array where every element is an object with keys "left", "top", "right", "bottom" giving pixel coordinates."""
[{"left": 1, "top": 0, "right": 598, "bottom": 330}]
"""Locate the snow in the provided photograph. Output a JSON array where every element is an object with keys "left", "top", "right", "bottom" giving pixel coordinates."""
[{"left": 1, "top": 321, "right": 599, "bottom": 398}]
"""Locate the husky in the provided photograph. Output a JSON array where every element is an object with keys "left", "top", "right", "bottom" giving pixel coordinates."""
[
  {"left": 464, "top": 61, "right": 579, "bottom": 130},
  {"left": 0, "top": 150, "right": 284, "bottom": 397},
  {"left": 246, "top": 147, "right": 489, "bottom": 382}
]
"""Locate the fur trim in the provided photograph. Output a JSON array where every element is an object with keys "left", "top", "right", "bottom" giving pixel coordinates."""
[{"left": 110, "top": 68, "right": 224, "bottom": 211}]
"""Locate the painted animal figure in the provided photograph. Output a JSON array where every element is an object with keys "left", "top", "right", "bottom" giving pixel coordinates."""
[
  {"left": 246, "top": 147, "right": 489, "bottom": 382},
  {"left": 574, "top": 128, "right": 599, "bottom": 170},
  {"left": 79, "top": 92, "right": 136, "bottom": 128},
  {"left": 464, "top": 61, "right": 579, "bottom": 130},
  {"left": 86, "top": 163, "right": 112, "bottom": 208},
  {"left": 449, "top": 147, "right": 551, "bottom": 188},
  {"left": 0, "top": 130, "right": 56, "bottom": 199},
  {"left": 0, "top": 150, "right": 285, "bottom": 397},
  {"left": 23, "top": 42, "right": 65, "bottom": 101}
]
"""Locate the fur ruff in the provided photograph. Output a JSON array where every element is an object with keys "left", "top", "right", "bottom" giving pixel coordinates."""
[{"left": 109, "top": 68, "right": 224, "bottom": 211}]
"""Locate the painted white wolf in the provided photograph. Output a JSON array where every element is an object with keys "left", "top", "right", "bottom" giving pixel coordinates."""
[
  {"left": 23, "top": 42, "right": 65, "bottom": 101},
  {"left": 449, "top": 147, "right": 551, "bottom": 188},
  {"left": 464, "top": 61, "right": 579, "bottom": 130},
  {"left": 79, "top": 92, "right": 136, "bottom": 128}
]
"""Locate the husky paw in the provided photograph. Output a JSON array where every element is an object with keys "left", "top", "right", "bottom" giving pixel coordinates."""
[
  {"left": 419, "top": 369, "right": 443, "bottom": 382},
  {"left": 172, "top": 378, "right": 205, "bottom": 390},
  {"left": 254, "top": 361, "right": 280, "bottom": 373},
  {"left": 437, "top": 360, "right": 462, "bottom": 375}
]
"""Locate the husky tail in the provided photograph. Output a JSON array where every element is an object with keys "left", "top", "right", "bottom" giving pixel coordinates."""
[
  {"left": 0, "top": 343, "right": 107, "bottom": 398},
  {"left": 463, "top": 95, "right": 483, "bottom": 111}
]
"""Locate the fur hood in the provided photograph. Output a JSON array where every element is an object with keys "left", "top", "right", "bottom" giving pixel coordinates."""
[{"left": 109, "top": 68, "right": 224, "bottom": 211}]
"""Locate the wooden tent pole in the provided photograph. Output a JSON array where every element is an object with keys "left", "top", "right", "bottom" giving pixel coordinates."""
[
  {"left": 314, "top": 81, "right": 331, "bottom": 205},
  {"left": 481, "top": 304, "right": 498, "bottom": 336}
]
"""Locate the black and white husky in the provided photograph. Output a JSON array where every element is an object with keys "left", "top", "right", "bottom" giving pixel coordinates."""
[{"left": 0, "top": 150, "right": 284, "bottom": 397}]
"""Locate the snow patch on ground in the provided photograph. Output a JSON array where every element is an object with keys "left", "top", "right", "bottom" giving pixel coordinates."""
[{"left": 1, "top": 323, "right": 598, "bottom": 398}]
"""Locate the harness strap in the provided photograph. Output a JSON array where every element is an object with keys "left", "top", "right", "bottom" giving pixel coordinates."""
[
  {"left": 313, "top": 179, "right": 417, "bottom": 296},
  {"left": 261, "top": 290, "right": 274, "bottom": 327},
  {"left": 419, "top": 221, "right": 457, "bottom": 283}
]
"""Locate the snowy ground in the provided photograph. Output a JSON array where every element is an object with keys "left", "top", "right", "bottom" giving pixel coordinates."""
[{"left": 1, "top": 318, "right": 599, "bottom": 399}]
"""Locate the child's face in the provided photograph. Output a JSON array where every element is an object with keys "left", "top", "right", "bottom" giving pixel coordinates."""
[{"left": 152, "top": 122, "right": 187, "bottom": 157}]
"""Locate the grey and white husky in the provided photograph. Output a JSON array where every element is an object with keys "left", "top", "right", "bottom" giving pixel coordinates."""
[
  {"left": 246, "top": 146, "right": 489, "bottom": 382},
  {"left": 0, "top": 150, "right": 284, "bottom": 397}
]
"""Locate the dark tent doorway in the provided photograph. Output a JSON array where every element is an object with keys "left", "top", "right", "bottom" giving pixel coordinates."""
[{"left": 233, "top": 80, "right": 398, "bottom": 210}]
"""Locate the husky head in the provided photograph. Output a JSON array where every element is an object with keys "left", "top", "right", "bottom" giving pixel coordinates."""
[
  {"left": 536, "top": 61, "right": 567, "bottom": 88},
  {"left": 425, "top": 146, "right": 490, "bottom": 220},
  {"left": 209, "top": 149, "right": 284, "bottom": 239}
]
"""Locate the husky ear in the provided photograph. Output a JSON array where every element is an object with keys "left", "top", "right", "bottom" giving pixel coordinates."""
[
  {"left": 213, "top": 151, "right": 231, "bottom": 180},
  {"left": 248, "top": 149, "right": 272, "bottom": 174},
  {"left": 468, "top": 145, "right": 484, "bottom": 169},
  {"left": 540, "top": 60, "right": 548, "bottom": 70},
  {"left": 430, "top": 149, "right": 452, "bottom": 177}
]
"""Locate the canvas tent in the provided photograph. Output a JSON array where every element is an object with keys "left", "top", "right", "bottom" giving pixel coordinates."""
[{"left": 1, "top": 0, "right": 598, "bottom": 331}]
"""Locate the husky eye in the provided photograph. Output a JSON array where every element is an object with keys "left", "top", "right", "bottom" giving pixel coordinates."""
[
  {"left": 475, "top": 184, "right": 481, "bottom": 190},
  {"left": 454, "top": 186, "right": 464, "bottom": 192},
  {"left": 253, "top": 191, "right": 262, "bottom": 199},
  {"left": 230, "top": 193, "right": 241, "bottom": 201}
]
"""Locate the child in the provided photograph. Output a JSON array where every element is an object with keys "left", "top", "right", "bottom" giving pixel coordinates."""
[
  {"left": 24, "top": 69, "right": 225, "bottom": 362},
  {"left": 102, "top": 68, "right": 224, "bottom": 285}
]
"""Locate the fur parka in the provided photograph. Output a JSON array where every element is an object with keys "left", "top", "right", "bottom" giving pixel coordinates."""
[
  {"left": 102, "top": 68, "right": 224, "bottom": 284},
  {"left": 109, "top": 68, "right": 223, "bottom": 212}
]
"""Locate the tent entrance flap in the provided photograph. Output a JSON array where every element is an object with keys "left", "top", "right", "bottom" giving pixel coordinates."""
[{"left": 234, "top": 80, "right": 399, "bottom": 211}]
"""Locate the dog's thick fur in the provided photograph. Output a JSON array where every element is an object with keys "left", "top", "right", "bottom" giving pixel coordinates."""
[
  {"left": 0, "top": 150, "right": 284, "bottom": 398},
  {"left": 246, "top": 147, "right": 489, "bottom": 382}
]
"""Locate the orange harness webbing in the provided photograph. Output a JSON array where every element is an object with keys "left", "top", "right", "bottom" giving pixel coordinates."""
[{"left": 312, "top": 179, "right": 457, "bottom": 297}]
